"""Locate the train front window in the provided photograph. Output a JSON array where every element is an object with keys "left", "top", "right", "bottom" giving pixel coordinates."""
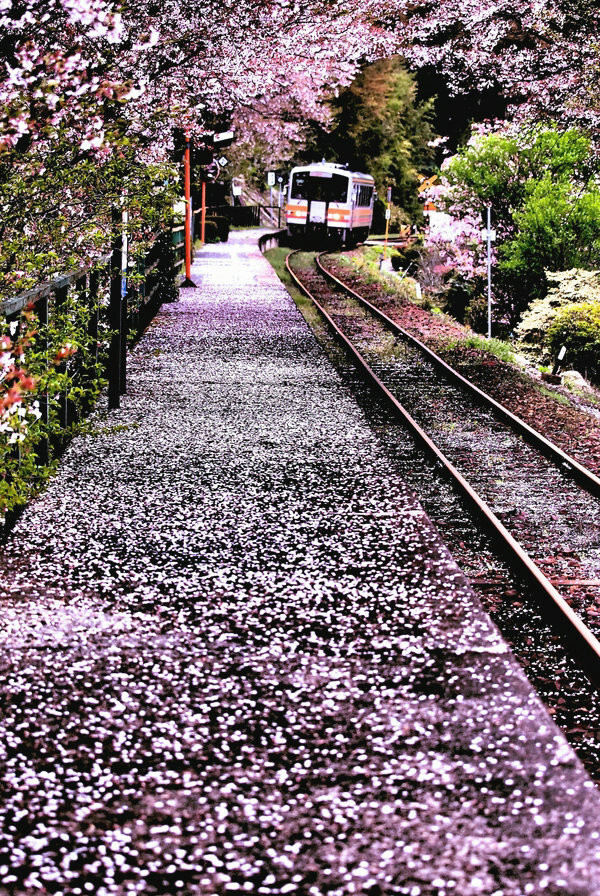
[{"left": 290, "top": 172, "right": 349, "bottom": 203}]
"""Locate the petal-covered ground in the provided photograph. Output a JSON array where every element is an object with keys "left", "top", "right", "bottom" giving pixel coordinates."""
[{"left": 1, "top": 231, "right": 600, "bottom": 896}]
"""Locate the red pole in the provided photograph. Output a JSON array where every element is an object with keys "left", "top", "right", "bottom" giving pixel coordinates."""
[{"left": 182, "top": 132, "right": 196, "bottom": 288}]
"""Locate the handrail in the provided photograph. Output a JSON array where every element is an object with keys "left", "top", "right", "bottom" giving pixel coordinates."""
[{"left": 0, "top": 255, "right": 111, "bottom": 318}]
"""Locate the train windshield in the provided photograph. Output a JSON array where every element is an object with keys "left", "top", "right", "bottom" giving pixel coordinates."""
[{"left": 290, "top": 171, "right": 349, "bottom": 203}]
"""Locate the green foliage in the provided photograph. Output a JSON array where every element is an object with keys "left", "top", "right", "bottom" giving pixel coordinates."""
[
  {"left": 516, "top": 269, "right": 600, "bottom": 345},
  {"left": 444, "top": 127, "right": 594, "bottom": 217},
  {"left": 500, "top": 177, "right": 600, "bottom": 292},
  {"left": 547, "top": 301, "right": 600, "bottom": 376},
  {"left": 442, "top": 334, "right": 516, "bottom": 364},
  {"left": 442, "top": 126, "right": 600, "bottom": 321},
  {"left": 339, "top": 246, "right": 421, "bottom": 303},
  {"left": 444, "top": 132, "right": 524, "bottom": 221},
  {"left": 443, "top": 273, "right": 485, "bottom": 325},
  {"left": 391, "top": 244, "right": 421, "bottom": 273},
  {"left": 306, "top": 57, "right": 437, "bottom": 220},
  {"left": 1, "top": 292, "right": 108, "bottom": 524},
  {"left": 0, "top": 131, "right": 179, "bottom": 301},
  {"left": 203, "top": 220, "right": 220, "bottom": 243},
  {"left": 206, "top": 216, "right": 230, "bottom": 242}
]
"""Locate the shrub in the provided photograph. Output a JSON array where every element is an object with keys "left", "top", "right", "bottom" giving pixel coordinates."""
[
  {"left": 203, "top": 220, "right": 220, "bottom": 243},
  {"left": 445, "top": 273, "right": 485, "bottom": 324},
  {"left": 391, "top": 243, "right": 421, "bottom": 273},
  {"left": 464, "top": 295, "right": 490, "bottom": 333},
  {"left": 516, "top": 269, "right": 600, "bottom": 345},
  {"left": 207, "top": 215, "right": 230, "bottom": 242},
  {"left": 547, "top": 301, "right": 600, "bottom": 377}
]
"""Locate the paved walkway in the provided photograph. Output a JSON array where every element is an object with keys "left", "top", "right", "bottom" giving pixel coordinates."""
[{"left": 1, "top": 230, "right": 600, "bottom": 895}]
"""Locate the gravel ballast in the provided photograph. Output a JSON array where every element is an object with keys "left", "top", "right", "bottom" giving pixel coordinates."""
[{"left": 1, "top": 231, "right": 600, "bottom": 895}]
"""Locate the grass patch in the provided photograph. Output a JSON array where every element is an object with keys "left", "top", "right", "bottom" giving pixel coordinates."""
[
  {"left": 442, "top": 334, "right": 516, "bottom": 365},
  {"left": 465, "top": 335, "right": 516, "bottom": 364},
  {"left": 535, "top": 384, "right": 571, "bottom": 405},
  {"left": 264, "top": 248, "right": 333, "bottom": 344},
  {"left": 329, "top": 247, "right": 416, "bottom": 302}
]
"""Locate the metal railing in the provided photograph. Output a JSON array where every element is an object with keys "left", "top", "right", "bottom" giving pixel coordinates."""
[
  {"left": 201, "top": 204, "right": 282, "bottom": 229},
  {"left": 258, "top": 230, "right": 287, "bottom": 253}
]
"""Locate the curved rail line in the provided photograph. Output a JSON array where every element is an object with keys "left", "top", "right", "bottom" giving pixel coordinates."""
[
  {"left": 285, "top": 249, "right": 600, "bottom": 684},
  {"left": 316, "top": 253, "right": 600, "bottom": 500}
]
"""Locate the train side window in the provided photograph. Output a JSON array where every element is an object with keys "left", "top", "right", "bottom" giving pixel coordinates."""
[
  {"left": 356, "top": 186, "right": 373, "bottom": 207},
  {"left": 330, "top": 174, "right": 350, "bottom": 203},
  {"left": 365, "top": 186, "right": 373, "bottom": 207}
]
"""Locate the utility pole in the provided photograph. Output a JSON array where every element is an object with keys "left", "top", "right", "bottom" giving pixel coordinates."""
[
  {"left": 182, "top": 132, "right": 197, "bottom": 288},
  {"left": 485, "top": 204, "right": 495, "bottom": 339}
]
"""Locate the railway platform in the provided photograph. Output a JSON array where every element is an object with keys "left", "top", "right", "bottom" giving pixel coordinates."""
[{"left": 1, "top": 230, "right": 600, "bottom": 895}]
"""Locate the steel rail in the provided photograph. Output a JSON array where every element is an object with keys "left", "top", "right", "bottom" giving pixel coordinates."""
[
  {"left": 286, "top": 250, "right": 600, "bottom": 684},
  {"left": 316, "top": 253, "right": 600, "bottom": 499}
]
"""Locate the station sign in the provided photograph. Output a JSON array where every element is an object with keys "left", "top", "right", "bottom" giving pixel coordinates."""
[
  {"left": 213, "top": 130, "right": 235, "bottom": 146},
  {"left": 267, "top": 172, "right": 276, "bottom": 187}
]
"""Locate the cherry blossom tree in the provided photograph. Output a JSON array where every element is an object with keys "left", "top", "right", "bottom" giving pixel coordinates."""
[
  {"left": 1, "top": 0, "right": 597, "bottom": 303},
  {"left": 0, "top": 0, "right": 394, "bottom": 298},
  {"left": 0, "top": 0, "right": 391, "bottom": 516},
  {"left": 375, "top": 0, "right": 600, "bottom": 135}
]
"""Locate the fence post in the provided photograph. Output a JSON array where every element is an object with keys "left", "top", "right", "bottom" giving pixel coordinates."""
[
  {"left": 88, "top": 270, "right": 100, "bottom": 371},
  {"left": 161, "top": 223, "right": 178, "bottom": 304},
  {"left": 120, "top": 283, "right": 127, "bottom": 396},
  {"left": 108, "top": 208, "right": 122, "bottom": 409}
]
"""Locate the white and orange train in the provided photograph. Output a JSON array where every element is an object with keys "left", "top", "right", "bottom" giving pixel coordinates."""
[{"left": 285, "top": 162, "right": 375, "bottom": 245}]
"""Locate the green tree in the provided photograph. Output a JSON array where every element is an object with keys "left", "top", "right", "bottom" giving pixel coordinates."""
[
  {"left": 502, "top": 177, "right": 600, "bottom": 289},
  {"left": 440, "top": 126, "right": 600, "bottom": 322},
  {"left": 307, "top": 57, "right": 437, "bottom": 220}
]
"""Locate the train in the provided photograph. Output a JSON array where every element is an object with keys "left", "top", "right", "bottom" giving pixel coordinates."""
[{"left": 285, "top": 162, "right": 375, "bottom": 246}]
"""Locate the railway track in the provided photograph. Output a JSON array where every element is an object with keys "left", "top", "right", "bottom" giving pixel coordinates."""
[{"left": 286, "top": 249, "right": 600, "bottom": 688}]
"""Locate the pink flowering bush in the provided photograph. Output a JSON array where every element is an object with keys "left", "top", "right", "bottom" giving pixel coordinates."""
[{"left": 0, "top": 310, "right": 42, "bottom": 521}]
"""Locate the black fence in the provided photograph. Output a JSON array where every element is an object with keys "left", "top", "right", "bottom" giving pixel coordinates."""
[
  {"left": 0, "top": 222, "right": 180, "bottom": 469},
  {"left": 204, "top": 205, "right": 282, "bottom": 228}
]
